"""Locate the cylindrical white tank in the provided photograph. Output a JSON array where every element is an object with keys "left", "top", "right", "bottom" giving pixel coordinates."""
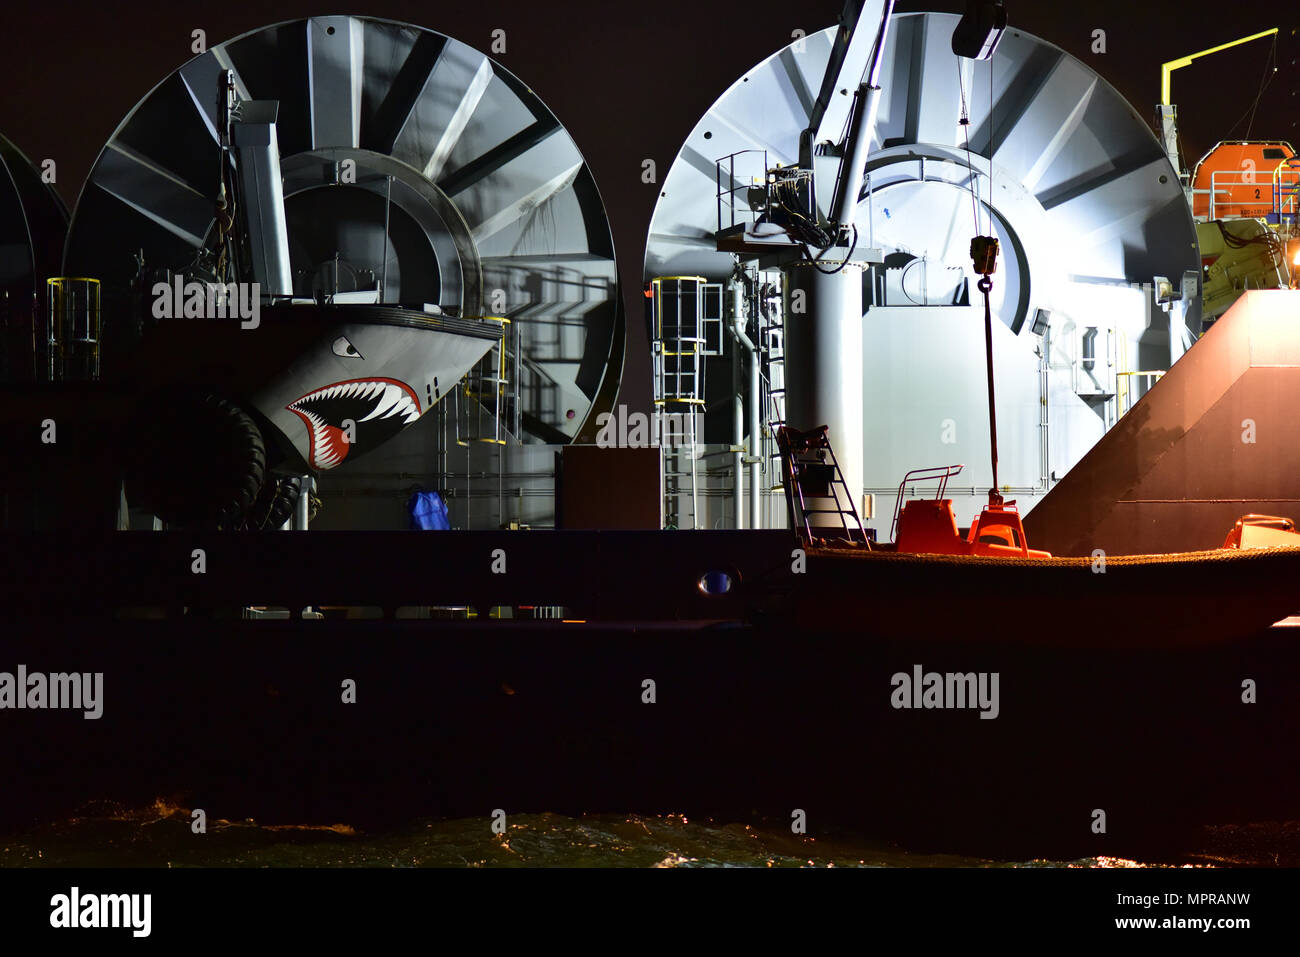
[{"left": 783, "top": 261, "right": 865, "bottom": 526}]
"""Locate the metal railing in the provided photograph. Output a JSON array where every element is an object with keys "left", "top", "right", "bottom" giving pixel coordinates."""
[
  {"left": 1197, "top": 165, "right": 1300, "bottom": 222},
  {"left": 651, "top": 276, "right": 708, "bottom": 529},
  {"left": 715, "top": 149, "right": 771, "bottom": 235},
  {"left": 45, "top": 277, "right": 102, "bottom": 381},
  {"left": 890, "top": 464, "right": 965, "bottom": 542},
  {"left": 1117, "top": 369, "right": 1166, "bottom": 418}
]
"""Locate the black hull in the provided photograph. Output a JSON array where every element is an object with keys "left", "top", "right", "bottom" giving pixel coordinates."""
[
  {"left": 2, "top": 531, "right": 1296, "bottom": 860},
  {"left": 3, "top": 613, "right": 1296, "bottom": 861}
]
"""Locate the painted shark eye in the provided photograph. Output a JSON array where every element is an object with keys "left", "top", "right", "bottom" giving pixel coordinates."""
[{"left": 332, "top": 335, "right": 363, "bottom": 359}]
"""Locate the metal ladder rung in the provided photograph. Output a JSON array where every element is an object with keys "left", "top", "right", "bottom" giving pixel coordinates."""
[{"left": 775, "top": 424, "right": 867, "bottom": 546}]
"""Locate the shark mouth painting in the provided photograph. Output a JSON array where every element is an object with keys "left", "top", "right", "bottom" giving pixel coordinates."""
[{"left": 287, "top": 378, "right": 422, "bottom": 469}]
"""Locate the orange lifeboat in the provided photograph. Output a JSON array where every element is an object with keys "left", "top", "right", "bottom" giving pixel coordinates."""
[{"left": 1190, "top": 140, "right": 1297, "bottom": 221}]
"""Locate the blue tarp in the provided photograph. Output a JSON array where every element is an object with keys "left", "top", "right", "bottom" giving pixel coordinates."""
[{"left": 407, "top": 489, "right": 450, "bottom": 530}]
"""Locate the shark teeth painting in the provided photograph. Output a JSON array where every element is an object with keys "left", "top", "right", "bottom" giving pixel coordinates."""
[{"left": 287, "top": 378, "right": 422, "bottom": 469}]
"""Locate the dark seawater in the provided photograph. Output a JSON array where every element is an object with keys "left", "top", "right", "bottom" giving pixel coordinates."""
[{"left": 2, "top": 801, "right": 1295, "bottom": 867}]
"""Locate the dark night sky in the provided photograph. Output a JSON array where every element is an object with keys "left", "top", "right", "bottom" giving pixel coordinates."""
[{"left": 1, "top": 0, "right": 1294, "bottom": 409}]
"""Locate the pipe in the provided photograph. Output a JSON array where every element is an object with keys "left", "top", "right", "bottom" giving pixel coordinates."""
[
  {"left": 381, "top": 174, "right": 392, "bottom": 302},
  {"left": 1169, "top": 301, "right": 1187, "bottom": 369},
  {"left": 781, "top": 263, "right": 865, "bottom": 528},
  {"left": 295, "top": 474, "right": 311, "bottom": 530},
  {"left": 731, "top": 316, "right": 744, "bottom": 529},
  {"left": 1040, "top": 326, "right": 1051, "bottom": 491},
  {"left": 728, "top": 278, "right": 761, "bottom": 530},
  {"left": 749, "top": 339, "right": 760, "bottom": 529}
]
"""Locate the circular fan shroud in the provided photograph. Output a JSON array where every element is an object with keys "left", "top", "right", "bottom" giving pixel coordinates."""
[
  {"left": 0, "top": 134, "right": 68, "bottom": 308},
  {"left": 64, "top": 15, "right": 621, "bottom": 443},
  {"left": 644, "top": 12, "right": 1199, "bottom": 328}
]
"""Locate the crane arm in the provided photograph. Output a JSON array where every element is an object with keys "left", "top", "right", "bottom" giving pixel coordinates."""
[{"left": 800, "top": 0, "right": 889, "bottom": 170}]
